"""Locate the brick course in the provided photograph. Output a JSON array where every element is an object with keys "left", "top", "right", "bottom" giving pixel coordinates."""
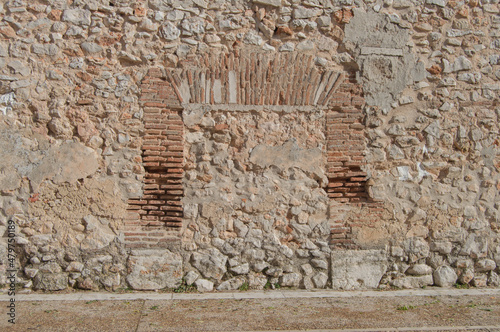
[{"left": 125, "top": 83, "right": 184, "bottom": 247}]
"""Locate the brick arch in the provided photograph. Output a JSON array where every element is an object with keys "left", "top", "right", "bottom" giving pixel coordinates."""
[
  {"left": 125, "top": 51, "right": 379, "bottom": 249},
  {"left": 149, "top": 52, "right": 348, "bottom": 107}
]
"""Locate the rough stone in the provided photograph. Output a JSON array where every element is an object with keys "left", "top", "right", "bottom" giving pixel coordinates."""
[
  {"left": 294, "top": 7, "right": 322, "bottom": 19},
  {"left": 390, "top": 275, "right": 433, "bottom": 289},
  {"left": 81, "top": 42, "right": 103, "bottom": 54},
  {"left": 460, "top": 234, "right": 488, "bottom": 259},
  {"left": 80, "top": 215, "right": 116, "bottom": 250},
  {"left": 426, "top": 0, "right": 447, "bottom": 7},
  {"left": 297, "top": 40, "right": 315, "bottom": 51},
  {"left": 279, "top": 42, "right": 295, "bottom": 52},
  {"left": 311, "top": 259, "right": 328, "bottom": 270},
  {"left": 39, "top": 262, "right": 62, "bottom": 273},
  {"left": 191, "top": 249, "right": 227, "bottom": 280},
  {"left": 240, "top": 274, "right": 262, "bottom": 289},
  {"left": 243, "top": 31, "right": 263, "bottom": 46},
  {"left": 195, "top": 279, "right": 214, "bottom": 292},
  {"left": 312, "top": 272, "right": 328, "bottom": 288},
  {"left": 404, "top": 237, "right": 430, "bottom": 262},
  {"left": 24, "top": 268, "right": 38, "bottom": 278},
  {"left": 476, "top": 259, "right": 496, "bottom": 272},
  {"left": 61, "top": 9, "right": 91, "bottom": 26},
  {"left": 65, "top": 262, "right": 84, "bottom": 272},
  {"left": 184, "top": 271, "right": 200, "bottom": 285},
  {"left": 406, "top": 264, "right": 433, "bottom": 276},
  {"left": 226, "top": 259, "right": 247, "bottom": 272},
  {"left": 280, "top": 272, "right": 301, "bottom": 287},
  {"left": 301, "top": 264, "right": 314, "bottom": 276},
  {"left": 433, "top": 266, "right": 458, "bottom": 287},
  {"left": 30, "top": 141, "right": 100, "bottom": 191},
  {"left": 253, "top": 0, "right": 282, "bottom": 7},
  {"left": 126, "top": 250, "right": 183, "bottom": 290},
  {"left": 101, "top": 273, "right": 120, "bottom": 289},
  {"left": 249, "top": 139, "right": 324, "bottom": 181},
  {"left": 472, "top": 274, "right": 488, "bottom": 287},
  {"left": 331, "top": 250, "right": 388, "bottom": 290},
  {"left": 159, "top": 22, "right": 181, "bottom": 41}
]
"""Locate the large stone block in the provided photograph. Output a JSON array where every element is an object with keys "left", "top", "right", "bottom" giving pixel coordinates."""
[
  {"left": 390, "top": 275, "right": 433, "bottom": 289},
  {"left": 126, "top": 250, "right": 183, "bottom": 290},
  {"left": 433, "top": 265, "right": 457, "bottom": 287},
  {"left": 331, "top": 250, "right": 388, "bottom": 290},
  {"left": 34, "top": 273, "right": 68, "bottom": 291},
  {"left": 80, "top": 215, "right": 116, "bottom": 251}
]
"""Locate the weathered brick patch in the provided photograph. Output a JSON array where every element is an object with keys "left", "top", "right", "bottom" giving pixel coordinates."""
[
  {"left": 125, "top": 76, "right": 184, "bottom": 248},
  {"left": 324, "top": 74, "right": 382, "bottom": 248}
]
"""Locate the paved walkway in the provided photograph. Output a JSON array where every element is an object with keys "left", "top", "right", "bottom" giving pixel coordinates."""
[
  {"left": 1, "top": 288, "right": 499, "bottom": 331},
  {"left": 3, "top": 287, "right": 500, "bottom": 302}
]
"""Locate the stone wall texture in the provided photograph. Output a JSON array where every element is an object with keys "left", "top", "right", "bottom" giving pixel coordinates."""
[{"left": 0, "top": 0, "right": 499, "bottom": 292}]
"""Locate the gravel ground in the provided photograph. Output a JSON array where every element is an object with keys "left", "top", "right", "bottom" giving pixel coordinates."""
[{"left": 1, "top": 291, "right": 499, "bottom": 331}]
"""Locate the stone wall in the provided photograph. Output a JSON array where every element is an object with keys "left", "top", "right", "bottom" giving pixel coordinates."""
[{"left": 0, "top": 0, "right": 499, "bottom": 292}]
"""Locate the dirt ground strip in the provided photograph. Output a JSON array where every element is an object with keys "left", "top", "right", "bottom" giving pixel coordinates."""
[{"left": 0, "top": 294, "right": 499, "bottom": 331}]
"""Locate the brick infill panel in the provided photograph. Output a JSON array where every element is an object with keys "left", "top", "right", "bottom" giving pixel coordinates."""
[{"left": 126, "top": 108, "right": 184, "bottom": 248}]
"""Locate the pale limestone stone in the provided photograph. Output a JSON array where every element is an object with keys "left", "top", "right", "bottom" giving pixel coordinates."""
[
  {"left": 312, "top": 272, "right": 328, "bottom": 288},
  {"left": 216, "top": 277, "right": 245, "bottom": 290},
  {"left": 280, "top": 273, "right": 301, "bottom": 287},
  {"left": 406, "top": 264, "right": 433, "bottom": 276},
  {"left": 253, "top": 0, "right": 282, "bottom": 7},
  {"left": 390, "top": 275, "right": 433, "bottom": 289},
  {"left": 34, "top": 273, "right": 68, "bottom": 291},
  {"left": 476, "top": 259, "right": 496, "bottom": 272},
  {"left": 331, "top": 250, "right": 388, "bottom": 290},
  {"left": 184, "top": 271, "right": 200, "bottom": 286},
  {"left": 191, "top": 249, "right": 227, "bottom": 280},
  {"left": 159, "top": 22, "right": 180, "bottom": 41},
  {"left": 126, "top": 250, "right": 183, "bottom": 290},
  {"left": 195, "top": 279, "right": 214, "bottom": 292},
  {"left": 61, "top": 9, "right": 91, "bottom": 26}
]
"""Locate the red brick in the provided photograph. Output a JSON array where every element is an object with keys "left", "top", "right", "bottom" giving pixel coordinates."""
[
  {"left": 164, "top": 222, "right": 182, "bottom": 228},
  {"left": 160, "top": 216, "right": 183, "bottom": 222},
  {"left": 160, "top": 206, "right": 183, "bottom": 211},
  {"left": 350, "top": 177, "right": 367, "bottom": 181},
  {"left": 143, "top": 102, "right": 167, "bottom": 107},
  {"left": 148, "top": 200, "right": 166, "bottom": 205}
]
